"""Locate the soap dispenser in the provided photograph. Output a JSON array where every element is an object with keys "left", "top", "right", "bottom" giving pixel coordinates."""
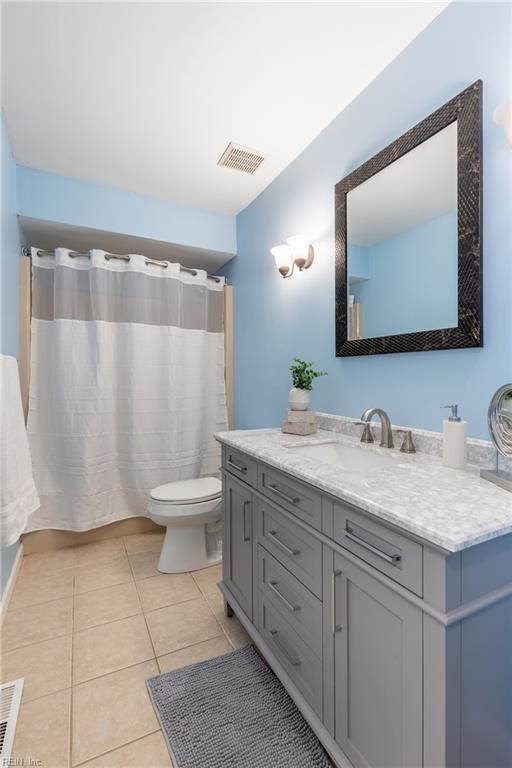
[{"left": 441, "top": 404, "right": 467, "bottom": 469}]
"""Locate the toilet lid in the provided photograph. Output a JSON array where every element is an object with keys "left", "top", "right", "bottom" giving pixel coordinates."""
[{"left": 150, "top": 477, "right": 222, "bottom": 504}]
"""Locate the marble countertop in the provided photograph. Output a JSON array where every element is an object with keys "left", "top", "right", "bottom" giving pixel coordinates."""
[{"left": 215, "top": 428, "right": 512, "bottom": 552}]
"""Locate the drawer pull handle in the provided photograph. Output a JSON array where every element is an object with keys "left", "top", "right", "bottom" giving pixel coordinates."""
[
  {"left": 345, "top": 526, "right": 401, "bottom": 565},
  {"left": 268, "top": 483, "right": 300, "bottom": 506},
  {"left": 269, "top": 580, "right": 300, "bottom": 613},
  {"left": 268, "top": 530, "right": 300, "bottom": 557},
  {"left": 227, "top": 458, "right": 247, "bottom": 474},
  {"left": 269, "top": 629, "right": 302, "bottom": 666},
  {"left": 243, "top": 500, "right": 251, "bottom": 542},
  {"left": 331, "top": 569, "right": 342, "bottom": 634}
]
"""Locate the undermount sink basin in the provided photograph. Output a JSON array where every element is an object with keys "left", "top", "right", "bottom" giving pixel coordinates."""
[{"left": 288, "top": 441, "right": 400, "bottom": 474}]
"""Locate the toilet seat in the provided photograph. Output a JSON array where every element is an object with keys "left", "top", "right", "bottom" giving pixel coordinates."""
[
  {"left": 147, "top": 476, "right": 223, "bottom": 573},
  {"left": 148, "top": 496, "right": 221, "bottom": 519},
  {"left": 150, "top": 477, "right": 221, "bottom": 505}
]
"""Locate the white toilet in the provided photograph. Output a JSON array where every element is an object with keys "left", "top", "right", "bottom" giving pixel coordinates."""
[{"left": 147, "top": 476, "right": 223, "bottom": 573}]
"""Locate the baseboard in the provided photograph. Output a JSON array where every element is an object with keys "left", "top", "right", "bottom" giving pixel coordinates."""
[
  {"left": 0, "top": 542, "right": 24, "bottom": 625},
  {"left": 21, "top": 516, "right": 162, "bottom": 554}
]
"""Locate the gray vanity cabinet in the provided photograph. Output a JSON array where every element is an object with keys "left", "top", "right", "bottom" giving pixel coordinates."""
[
  {"left": 222, "top": 473, "right": 253, "bottom": 620},
  {"left": 219, "top": 445, "right": 512, "bottom": 768},
  {"left": 332, "top": 550, "right": 422, "bottom": 768}
]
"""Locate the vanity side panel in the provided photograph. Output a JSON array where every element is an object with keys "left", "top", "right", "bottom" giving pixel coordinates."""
[
  {"left": 423, "top": 547, "right": 461, "bottom": 613},
  {"left": 460, "top": 596, "right": 512, "bottom": 768},
  {"left": 460, "top": 534, "right": 512, "bottom": 602},
  {"left": 423, "top": 548, "right": 462, "bottom": 768}
]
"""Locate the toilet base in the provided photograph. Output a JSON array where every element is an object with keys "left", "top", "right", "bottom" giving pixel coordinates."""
[{"left": 158, "top": 523, "right": 221, "bottom": 573}]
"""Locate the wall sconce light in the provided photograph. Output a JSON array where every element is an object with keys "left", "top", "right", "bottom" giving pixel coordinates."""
[
  {"left": 270, "top": 235, "right": 314, "bottom": 279},
  {"left": 493, "top": 101, "right": 512, "bottom": 147}
]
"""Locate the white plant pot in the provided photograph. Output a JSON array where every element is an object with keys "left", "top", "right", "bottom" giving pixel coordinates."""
[{"left": 288, "top": 388, "right": 310, "bottom": 411}]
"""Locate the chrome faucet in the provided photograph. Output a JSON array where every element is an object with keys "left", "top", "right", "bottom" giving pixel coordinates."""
[{"left": 358, "top": 408, "right": 394, "bottom": 448}]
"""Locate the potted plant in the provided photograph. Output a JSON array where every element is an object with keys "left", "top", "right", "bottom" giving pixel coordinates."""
[{"left": 288, "top": 357, "right": 327, "bottom": 411}]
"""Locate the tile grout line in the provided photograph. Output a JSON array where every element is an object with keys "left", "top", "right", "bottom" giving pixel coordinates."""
[
  {"left": 139, "top": 593, "right": 208, "bottom": 616},
  {"left": 73, "top": 656, "right": 157, "bottom": 688},
  {"left": 2, "top": 626, "right": 73, "bottom": 655},
  {"left": 72, "top": 727, "right": 161, "bottom": 768},
  {"left": 74, "top": 576, "right": 134, "bottom": 598},
  {"left": 126, "top": 537, "right": 161, "bottom": 673},
  {"left": 155, "top": 633, "right": 230, "bottom": 666},
  {"left": 202, "top": 588, "right": 236, "bottom": 650},
  {"left": 73, "top": 608, "right": 150, "bottom": 638},
  {"left": 72, "top": 657, "right": 160, "bottom": 690},
  {"left": 69, "top": 570, "right": 76, "bottom": 768},
  {"left": 6, "top": 591, "right": 75, "bottom": 616}
]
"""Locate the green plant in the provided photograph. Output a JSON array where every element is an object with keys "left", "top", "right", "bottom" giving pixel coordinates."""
[{"left": 289, "top": 357, "right": 327, "bottom": 391}]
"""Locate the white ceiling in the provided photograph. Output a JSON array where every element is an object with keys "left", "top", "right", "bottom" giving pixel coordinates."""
[
  {"left": 2, "top": 2, "right": 448, "bottom": 216},
  {"left": 348, "top": 121, "right": 457, "bottom": 246}
]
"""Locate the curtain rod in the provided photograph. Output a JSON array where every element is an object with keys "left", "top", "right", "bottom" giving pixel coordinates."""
[{"left": 21, "top": 247, "right": 222, "bottom": 283}]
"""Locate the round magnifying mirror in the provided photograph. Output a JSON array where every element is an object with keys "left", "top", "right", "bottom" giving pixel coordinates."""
[
  {"left": 488, "top": 384, "right": 512, "bottom": 457},
  {"left": 482, "top": 384, "right": 512, "bottom": 492}
]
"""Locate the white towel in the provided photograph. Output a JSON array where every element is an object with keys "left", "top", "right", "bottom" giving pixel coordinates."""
[{"left": 1, "top": 355, "right": 40, "bottom": 545}]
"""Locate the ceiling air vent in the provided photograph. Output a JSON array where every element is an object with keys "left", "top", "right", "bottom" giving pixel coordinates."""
[{"left": 217, "top": 142, "right": 266, "bottom": 175}]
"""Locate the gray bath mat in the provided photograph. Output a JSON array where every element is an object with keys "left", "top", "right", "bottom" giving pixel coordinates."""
[{"left": 146, "top": 644, "right": 331, "bottom": 768}]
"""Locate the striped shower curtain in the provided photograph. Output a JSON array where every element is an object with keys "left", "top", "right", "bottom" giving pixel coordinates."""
[{"left": 26, "top": 248, "right": 227, "bottom": 532}]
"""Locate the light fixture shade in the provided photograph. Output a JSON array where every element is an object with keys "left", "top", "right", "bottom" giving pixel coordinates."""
[
  {"left": 286, "top": 235, "right": 310, "bottom": 260},
  {"left": 493, "top": 101, "right": 512, "bottom": 147},
  {"left": 286, "top": 235, "right": 314, "bottom": 270},
  {"left": 270, "top": 244, "right": 292, "bottom": 272}
]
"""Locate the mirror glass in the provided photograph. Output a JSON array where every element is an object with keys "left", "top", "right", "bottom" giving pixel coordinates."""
[
  {"left": 347, "top": 123, "right": 458, "bottom": 340},
  {"left": 489, "top": 385, "right": 512, "bottom": 458}
]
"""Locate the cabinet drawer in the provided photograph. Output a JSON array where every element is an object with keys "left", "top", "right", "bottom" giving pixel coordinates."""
[
  {"left": 333, "top": 502, "right": 423, "bottom": 597},
  {"left": 257, "top": 545, "right": 322, "bottom": 657},
  {"left": 258, "top": 594, "right": 323, "bottom": 718},
  {"left": 222, "top": 446, "right": 257, "bottom": 487},
  {"left": 256, "top": 498, "right": 322, "bottom": 599},
  {"left": 258, "top": 464, "right": 322, "bottom": 531}
]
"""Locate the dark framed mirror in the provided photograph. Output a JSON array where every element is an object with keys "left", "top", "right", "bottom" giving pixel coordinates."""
[{"left": 335, "top": 80, "right": 482, "bottom": 357}]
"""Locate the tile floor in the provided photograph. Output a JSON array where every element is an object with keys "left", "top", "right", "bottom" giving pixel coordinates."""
[{"left": 0, "top": 533, "right": 251, "bottom": 767}]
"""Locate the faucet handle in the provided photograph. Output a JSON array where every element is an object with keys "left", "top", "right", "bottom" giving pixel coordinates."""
[
  {"left": 395, "top": 429, "right": 416, "bottom": 454},
  {"left": 355, "top": 421, "right": 374, "bottom": 444}
]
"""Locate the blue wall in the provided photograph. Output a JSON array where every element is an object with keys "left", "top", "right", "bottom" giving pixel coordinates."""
[
  {"left": 1, "top": 122, "right": 22, "bottom": 356},
  {"left": 350, "top": 213, "right": 458, "bottom": 338},
  {"left": 17, "top": 165, "right": 237, "bottom": 256},
  {"left": 1, "top": 121, "right": 21, "bottom": 595},
  {"left": 222, "top": 1, "right": 511, "bottom": 440}
]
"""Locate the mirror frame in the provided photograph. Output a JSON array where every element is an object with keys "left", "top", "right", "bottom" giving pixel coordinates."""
[{"left": 335, "top": 80, "right": 482, "bottom": 357}]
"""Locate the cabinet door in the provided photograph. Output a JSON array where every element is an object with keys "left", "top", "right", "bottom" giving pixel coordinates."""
[
  {"left": 333, "top": 551, "right": 422, "bottom": 768},
  {"left": 223, "top": 475, "right": 253, "bottom": 620}
]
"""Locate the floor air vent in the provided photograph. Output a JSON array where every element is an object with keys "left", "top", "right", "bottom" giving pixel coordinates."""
[
  {"left": 0, "top": 679, "right": 24, "bottom": 758},
  {"left": 217, "top": 142, "right": 266, "bottom": 174}
]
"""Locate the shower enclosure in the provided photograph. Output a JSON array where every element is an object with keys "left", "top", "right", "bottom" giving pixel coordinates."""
[{"left": 23, "top": 247, "right": 229, "bottom": 533}]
